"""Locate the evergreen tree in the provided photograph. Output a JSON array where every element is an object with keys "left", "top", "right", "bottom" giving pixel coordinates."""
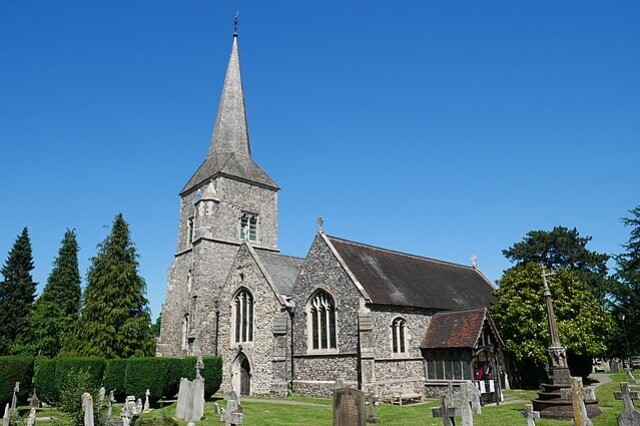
[
  {"left": 0, "top": 228, "right": 36, "bottom": 354},
  {"left": 65, "top": 214, "right": 154, "bottom": 358},
  {"left": 612, "top": 205, "right": 640, "bottom": 357},
  {"left": 12, "top": 229, "right": 81, "bottom": 356}
]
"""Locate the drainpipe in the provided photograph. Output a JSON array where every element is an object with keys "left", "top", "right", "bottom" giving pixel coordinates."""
[
  {"left": 214, "top": 299, "right": 220, "bottom": 356},
  {"left": 285, "top": 297, "right": 296, "bottom": 393}
]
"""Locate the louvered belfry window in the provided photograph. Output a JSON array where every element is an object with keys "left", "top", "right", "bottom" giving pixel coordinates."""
[{"left": 240, "top": 213, "right": 258, "bottom": 242}]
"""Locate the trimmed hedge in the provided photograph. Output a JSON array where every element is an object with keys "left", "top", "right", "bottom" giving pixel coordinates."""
[
  {"left": 34, "top": 357, "right": 57, "bottom": 404},
  {"left": 0, "top": 356, "right": 34, "bottom": 406},
  {"left": 12, "top": 355, "right": 223, "bottom": 406},
  {"left": 104, "top": 359, "right": 128, "bottom": 401}
]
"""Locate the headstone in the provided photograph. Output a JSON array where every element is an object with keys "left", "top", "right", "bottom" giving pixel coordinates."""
[
  {"left": 521, "top": 404, "right": 540, "bottom": 426},
  {"left": 175, "top": 358, "right": 206, "bottom": 422},
  {"left": 214, "top": 402, "right": 220, "bottom": 415},
  {"left": 225, "top": 391, "right": 240, "bottom": 426},
  {"left": 82, "top": 393, "right": 94, "bottom": 426},
  {"left": 614, "top": 382, "right": 640, "bottom": 426},
  {"left": 334, "top": 378, "right": 346, "bottom": 389},
  {"left": 136, "top": 398, "right": 143, "bottom": 414},
  {"left": 228, "top": 404, "right": 243, "bottom": 426},
  {"left": 121, "top": 396, "right": 139, "bottom": 426},
  {"left": 333, "top": 387, "right": 366, "bottom": 426},
  {"left": 10, "top": 382, "right": 19, "bottom": 414},
  {"left": 504, "top": 373, "right": 511, "bottom": 390},
  {"left": 195, "top": 356, "right": 205, "bottom": 379},
  {"left": 219, "top": 407, "right": 227, "bottom": 422},
  {"left": 2, "top": 404, "right": 9, "bottom": 426},
  {"left": 431, "top": 393, "right": 459, "bottom": 426},
  {"left": 570, "top": 377, "right": 593, "bottom": 426},
  {"left": 28, "top": 391, "right": 40, "bottom": 409},
  {"left": 176, "top": 378, "right": 190, "bottom": 419},
  {"left": 26, "top": 407, "right": 37, "bottom": 426},
  {"left": 365, "top": 391, "right": 380, "bottom": 424},
  {"left": 98, "top": 388, "right": 106, "bottom": 406},
  {"left": 143, "top": 389, "right": 150, "bottom": 412},
  {"left": 628, "top": 370, "right": 636, "bottom": 381},
  {"left": 107, "top": 391, "right": 115, "bottom": 419},
  {"left": 459, "top": 381, "right": 481, "bottom": 426}
]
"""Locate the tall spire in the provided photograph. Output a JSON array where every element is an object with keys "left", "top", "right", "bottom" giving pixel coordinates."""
[{"left": 208, "top": 30, "right": 250, "bottom": 157}]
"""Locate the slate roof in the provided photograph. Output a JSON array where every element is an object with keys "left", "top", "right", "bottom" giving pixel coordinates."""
[
  {"left": 420, "top": 308, "right": 487, "bottom": 349},
  {"left": 326, "top": 235, "right": 496, "bottom": 310},
  {"left": 255, "top": 250, "right": 303, "bottom": 296},
  {"left": 181, "top": 152, "right": 278, "bottom": 195}
]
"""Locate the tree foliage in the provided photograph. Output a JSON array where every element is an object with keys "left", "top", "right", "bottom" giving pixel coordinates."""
[
  {"left": 65, "top": 214, "right": 154, "bottom": 358},
  {"left": 0, "top": 228, "right": 36, "bottom": 354},
  {"left": 502, "top": 226, "right": 611, "bottom": 303},
  {"left": 13, "top": 230, "right": 81, "bottom": 356},
  {"left": 612, "top": 205, "right": 640, "bottom": 357},
  {"left": 493, "top": 263, "right": 614, "bottom": 363}
]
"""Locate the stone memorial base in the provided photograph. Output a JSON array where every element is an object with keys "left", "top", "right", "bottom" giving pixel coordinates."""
[{"left": 532, "top": 369, "right": 601, "bottom": 420}]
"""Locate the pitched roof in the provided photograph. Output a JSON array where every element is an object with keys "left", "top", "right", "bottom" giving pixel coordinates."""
[
  {"left": 326, "top": 235, "right": 496, "bottom": 310},
  {"left": 421, "top": 308, "right": 488, "bottom": 349},
  {"left": 181, "top": 35, "right": 277, "bottom": 195},
  {"left": 255, "top": 250, "right": 304, "bottom": 296},
  {"left": 181, "top": 152, "right": 278, "bottom": 194}
]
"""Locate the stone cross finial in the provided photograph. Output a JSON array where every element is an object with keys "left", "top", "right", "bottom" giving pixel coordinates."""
[
  {"left": 521, "top": 404, "right": 540, "bottom": 426},
  {"left": 233, "top": 11, "right": 240, "bottom": 35},
  {"left": 317, "top": 216, "right": 324, "bottom": 232},
  {"left": 470, "top": 254, "right": 478, "bottom": 268},
  {"left": 570, "top": 377, "right": 592, "bottom": 426}
]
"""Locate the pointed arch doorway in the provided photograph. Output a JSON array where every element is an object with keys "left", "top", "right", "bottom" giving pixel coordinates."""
[{"left": 231, "top": 353, "right": 251, "bottom": 396}]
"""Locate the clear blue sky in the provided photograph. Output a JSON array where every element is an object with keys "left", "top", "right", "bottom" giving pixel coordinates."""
[{"left": 1, "top": 1, "right": 638, "bottom": 320}]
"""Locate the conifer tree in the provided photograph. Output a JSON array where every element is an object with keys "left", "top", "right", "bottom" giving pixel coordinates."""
[
  {"left": 65, "top": 214, "right": 154, "bottom": 357},
  {"left": 0, "top": 228, "right": 36, "bottom": 354},
  {"left": 13, "top": 229, "right": 81, "bottom": 356}
]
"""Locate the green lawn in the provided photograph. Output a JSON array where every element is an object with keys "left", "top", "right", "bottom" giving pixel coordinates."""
[{"left": 36, "top": 372, "right": 631, "bottom": 426}]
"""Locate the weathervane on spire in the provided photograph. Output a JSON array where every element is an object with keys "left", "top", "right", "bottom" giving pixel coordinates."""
[{"left": 233, "top": 11, "right": 240, "bottom": 36}]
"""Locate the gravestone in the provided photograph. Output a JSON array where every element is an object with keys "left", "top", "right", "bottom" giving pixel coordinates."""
[
  {"left": 136, "top": 398, "right": 143, "bottom": 414},
  {"left": 143, "top": 389, "right": 150, "bottom": 412},
  {"left": 459, "top": 381, "right": 481, "bottom": 426},
  {"left": 98, "top": 388, "right": 106, "bottom": 406},
  {"left": 365, "top": 391, "right": 380, "bottom": 424},
  {"left": 225, "top": 391, "right": 240, "bottom": 426},
  {"left": 107, "top": 391, "right": 115, "bottom": 419},
  {"left": 333, "top": 386, "right": 365, "bottom": 426},
  {"left": 121, "top": 396, "right": 139, "bottom": 426},
  {"left": 10, "top": 382, "right": 19, "bottom": 414},
  {"left": 82, "top": 393, "right": 94, "bottom": 426},
  {"left": 2, "top": 404, "right": 9, "bottom": 426},
  {"left": 28, "top": 391, "right": 40, "bottom": 409},
  {"left": 614, "top": 382, "right": 640, "bottom": 426},
  {"left": 432, "top": 393, "right": 459, "bottom": 426},
  {"left": 570, "top": 377, "right": 593, "bottom": 426},
  {"left": 521, "top": 404, "right": 540, "bottom": 426},
  {"left": 175, "top": 359, "right": 205, "bottom": 421},
  {"left": 26, "top": 407, "right": 36, "bottom": 426},
  {"left": 228, "top": 404, "right": 243, "bottom": 426}
]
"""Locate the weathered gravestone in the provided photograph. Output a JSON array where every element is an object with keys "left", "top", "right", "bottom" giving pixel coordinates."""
[
  {"left": 365, "top": 390, "right": 380, "bottom": 424},
  {"left": 570, "top": 377, "right": 593, "bottom": 426},
  {"left": 333, "top": 386, "right": 366, "bottom": 426},
  {"left": 2, "top": 404, "right": 9, "bottom": 426},
  {"left": 10, "top": 382, "right": 19, "bottom": 415},
  {"left": 98, "top": 388, "right": 105, "bottom": 406},
  {"left": 614, "top": 382, "right": 640, "bottom": 426},
  {"left": 143, "top": 389, "right": 150, "bottom": 412},
  {"left": 82, "top": 393, "right": 94, "bottom": 426},
  {"left": 175, "top": 357, "right": 205, "bottom": 421},
  {"left": 432, "top": 382, "right": 480, "bottom": 426},
  {"left": 107, "top": 391, "right": 115, "bottom": 419},
  {"left": 121, "top": 396, "right": 139, "bottom": 426},
  {"left": 521, "top": 404, "right": 540, "bottom": 426},
  {"left": 223, "top": 391, "right": 244, "bottom": 426},
  {"left": 26, "top": 407, "right": 36, "bottom": 426}
]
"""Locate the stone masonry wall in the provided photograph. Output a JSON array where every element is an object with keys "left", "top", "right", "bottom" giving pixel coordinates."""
[
  {"left": 158, "top": 174, "right": 279, "bottom": 357},
  {"left": 290, "top": 233, "right": 363, "bottom": 397},
  {"left": 217, "top": 245, "right": 284, "bottom": 396}
]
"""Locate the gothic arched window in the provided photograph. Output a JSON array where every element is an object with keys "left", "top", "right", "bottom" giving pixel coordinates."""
[
  {"left": 308, "top": 290, "right": 337, "bottom": 351},
  {"left": 233, "top": 289, "right": 254, "bottom": 343},
  {"left": 181, "top": 314, "right": 189, "bottom": 351},
  {"left": 392, "top": 317, "right": 407, "bottom": 354}
]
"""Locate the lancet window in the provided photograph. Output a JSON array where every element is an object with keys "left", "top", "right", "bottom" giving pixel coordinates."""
[
  {"left": 233, "top": 288, "right": 254, "bottom": 343},
  {"left": 392, "top": 317, "right": 407, "bottom": 353},
  {"left": 308, "top": 290, "right": 337, "bottom": 350}
]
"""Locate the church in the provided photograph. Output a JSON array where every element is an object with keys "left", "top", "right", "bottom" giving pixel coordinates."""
[{"left": 156, "top": 30, "right": 504, "bottom": 401}]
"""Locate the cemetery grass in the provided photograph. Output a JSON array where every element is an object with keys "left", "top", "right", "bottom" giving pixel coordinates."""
[
  {"left": 33, "top": 372, "right": 627, "bottom": 426},
  {"left": 140, "top": 373, "right": 626, "bottom": 426}
]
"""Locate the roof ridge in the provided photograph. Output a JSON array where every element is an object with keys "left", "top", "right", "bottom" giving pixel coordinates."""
[
  {"left": 326, "top": 234, "right": 477, "bottom": 270},
  {"left": 255, "top": 249, "right": 305, "bottom": 261},
  {"left": 433, "top": 308, "right": 487, "bottom": 316}
]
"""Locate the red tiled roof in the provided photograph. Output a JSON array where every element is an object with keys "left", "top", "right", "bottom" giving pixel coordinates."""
[{"left": 421, "top": 308, "right": 487, "bottom": 349}]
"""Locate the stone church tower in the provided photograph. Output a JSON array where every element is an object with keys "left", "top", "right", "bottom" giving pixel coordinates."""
[{"left": 156, "top": 32, "right": 279, "bottom": 356}]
